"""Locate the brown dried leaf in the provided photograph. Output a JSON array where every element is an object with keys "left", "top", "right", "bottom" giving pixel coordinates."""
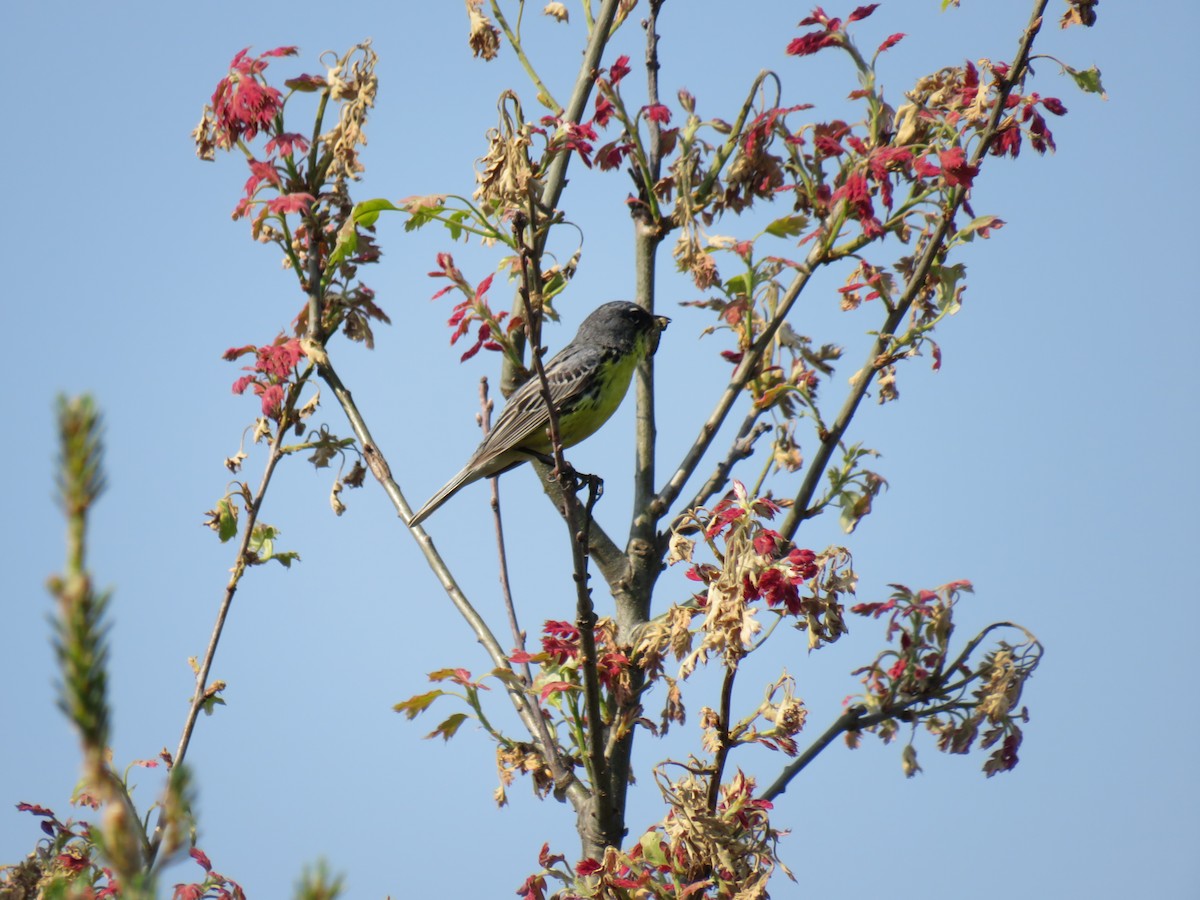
[{"left": 466, "top": 0, "right": 501, "bottom": 60}]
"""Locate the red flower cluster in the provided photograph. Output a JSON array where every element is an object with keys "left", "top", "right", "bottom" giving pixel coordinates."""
[
  {"left": 589, "top": 92, "right": 636, "bottom": 171},
  {"left": 686, "top": 484, "right": 824, "bottom": 617},
  {"left": 592, "top": 94, "right": 615, "bottom": 128},
  {"left": 532, "top": 620, "right": 629, "bottom": 698},
  {"left": 937, "top": 146, "right": 980, "bottom": 187},
  {"left": 743, "top": 545, "right": 819, "bottom": 616},
  {"left": 787, "top": 10, "right": 844, "bottom": 57},
  {"left": 832, "top": 171, "right": 881, "bottom": 238},
  {"left": 209, "top": 47, "right": 296, "bottom": 150},
  {"left": 199, "top": 46, "right": 327, "bottom": 222},
  {"left": 992, "top": 91, "right": 1068, "bottom": 158},
  {"left": 851, "top": 580, "right": 971, "bottom": 639},
  {"left": 820, "top": 134, "right": 946, "bottom": 239},
  {"left": 642, "top": 103, "right": 672, "bottom": 125},
  {"left": 541, "top": 619, "right": 580, "bottom": 664},
  {"left": 786, "top": 5, "right": 880, "bottom": 56},
  {"left": 226, "top": 337, "right": 305, "bottom": 419},
  {"left": 703, "top": 485, "right": 782, "bottom": 541},
  {"left": 448, "top": 274, "right": 502, "bottom": 361},
  {"left": 538, "top": 113, "right": 599, "bottom": 168},
  {"left": 608, "top": 54, "right": 631, "bottom": 86},
  {"left": 174, "top": 847, "right": 247, "bottom": 900},
  {"left": 429, "top": 252, "right": 509, "bottom": 362}
]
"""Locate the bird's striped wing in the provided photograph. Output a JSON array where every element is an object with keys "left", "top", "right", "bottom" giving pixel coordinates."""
[{"left": 468, "top": 343, "right": 603, "bottom": 472}]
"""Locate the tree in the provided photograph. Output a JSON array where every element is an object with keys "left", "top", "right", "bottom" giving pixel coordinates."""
[{"left": 3, "top": 1, "right": 1103, "bottom": 896}]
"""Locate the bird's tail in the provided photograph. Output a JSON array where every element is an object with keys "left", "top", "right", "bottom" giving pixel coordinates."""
[{"left": 408, "top": 466, "right": 480, "bottom": 527}]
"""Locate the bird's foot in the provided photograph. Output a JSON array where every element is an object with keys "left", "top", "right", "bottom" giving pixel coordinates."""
[{"left": 549, "top": 460, "right": 604, "bottom": 504}]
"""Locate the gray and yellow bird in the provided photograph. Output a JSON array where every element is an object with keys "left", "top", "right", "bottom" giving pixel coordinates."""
[{"left": 409, "top": 300, "right": 669, "bottom": 526}]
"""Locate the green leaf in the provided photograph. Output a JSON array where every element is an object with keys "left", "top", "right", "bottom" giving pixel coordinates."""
[
  {"left": 724, "top": 271, "right": 753, "bottom": 299},
  {"left": 248, "top": 523, "right": 300, "bottom": 567},
  {"left": 952, "top": 215, "right": 1005, "bottom": 244},
  {"left": 326, "top": 199, "right": 402, "bottom": 271},
  {"left": 425, "top": 712, "right": 469, "bottom": 742},
  {"left": 200, "top": 695, "right": 226, "bottom": 717},
  {"left": 764, "top": 214, "right": 809, "bottom": 239},
  {"left": 326, "top": 219, "right": 359, "bottom": 271},
  {"left": 394, "top": 689, "right": 446, "bottom": 719},
  {"left": 838, "top": 491, "right": 865, "bottom": 534},
  {"left": 216, "top": 497, "right": 238, "bottom": 542},
  {"left": 933, "top": 262, "right": 967, "bottom": 313},
  {"left": 446, "top": 208, "right": 469, "bottom": 242},
  {"left": 1065, "top": 64, "right": 1107, "bottom": 99},
  {"left": 640, "top": 832, "right": 668, "bottom": 867},
  {"left": 248, "top": 523, "right": 277, "bottom": 560},
  {"left": 270, "top": 551, "right": 300, "bottom": 569},
  {"left": 350, "top": 198, "right": 401, "bottom": 228},
  {"left": 402, "top": 197, "right": 449, "bottom": 232}
]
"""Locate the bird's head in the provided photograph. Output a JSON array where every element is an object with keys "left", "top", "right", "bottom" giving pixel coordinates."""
[{"left": 579, "top": 300, "right": 670, "bottom": 356}]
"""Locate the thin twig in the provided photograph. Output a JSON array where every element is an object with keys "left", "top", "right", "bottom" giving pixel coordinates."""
[
  {"left": 479, "top": 378, "right": 572, "bottom": 788},
  {"left": 490, "top": 0, "right": 562, "bottom": 115},
  {"left": 629, "top": 0, "right": 668, "bottom": 540},
  {"left": 760, "top": 706, "right": 865, "bottom": 801},
  {"left": 623, "top": 0, "right": 670, "bottom": 631},
  {"left": 645, "top": 1, "right": 664, "bottom": 179},
  {"left": 513, "top": 207, "right": 614, "bottom": 851},
  {"left": 534, "top": 458, "right": 627, "bottom": 580},
  {"left": 492, "top": 0, "right": 628, "bottom": 601},
  {"left": 480, "top": 377, "right": 527, "bottom": 668},
  {"left": 305, "top": 216, "right": 325, "bottom": 343},
  {"left": 705, "top": 665, "right": 738, "bottom": 813},
  {"left": 762, "top": 685, "right": 977, "bottom": 800},
  {"left": 147, "top": 373, "right": 305, "bottom": 866},
  {"left": 494, "top": 0, "right": 621, "bottom": 387}
]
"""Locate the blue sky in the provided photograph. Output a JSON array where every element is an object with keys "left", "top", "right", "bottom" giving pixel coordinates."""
[{"left": 2, "top": 2, "right": 1197, "bottom": 897}]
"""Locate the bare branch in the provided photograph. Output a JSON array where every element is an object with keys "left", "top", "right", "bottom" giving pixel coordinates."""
[
  {"left": 705, "top": 666, "right": 738, "bottom": 813},
  {"left": 629, "top": 0, "right": 669, "bottom": 544},
  {"left": 760, "top": 706, "right": 864, "bottom": 801},
  {"left": 480, "top": 377, "right": 527, "bottom": 665}
]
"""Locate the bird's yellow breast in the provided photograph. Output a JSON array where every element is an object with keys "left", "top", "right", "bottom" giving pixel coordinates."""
[{"left": 558, "top": 349, "right": 639, "bottom": 446}]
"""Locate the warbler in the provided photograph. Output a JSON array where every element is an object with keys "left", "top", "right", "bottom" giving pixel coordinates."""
[{"left": 409, "top": 301, "right": 670, "bottom": 525}]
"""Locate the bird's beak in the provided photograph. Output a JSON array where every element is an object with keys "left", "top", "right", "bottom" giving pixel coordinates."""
[{"left": 650, "top": 315, "right": 670, "bottom": 354}]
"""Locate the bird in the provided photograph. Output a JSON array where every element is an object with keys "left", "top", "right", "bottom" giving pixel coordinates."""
[{"left": 409, "top": 300, "right": 670, "bottom": 526}]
